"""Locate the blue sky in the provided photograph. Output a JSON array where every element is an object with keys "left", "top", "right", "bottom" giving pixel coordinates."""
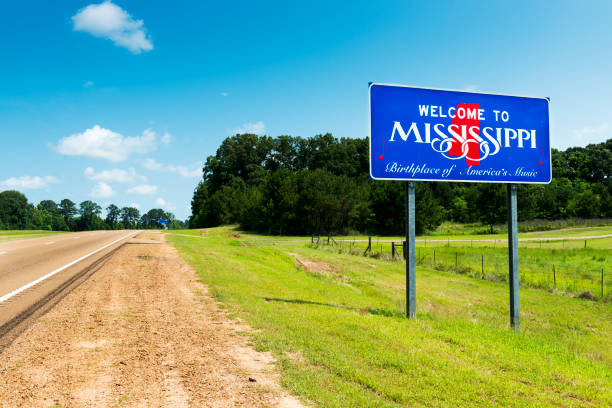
[{"left": 1, "top": 0, "right": 611, "bottom": 220}]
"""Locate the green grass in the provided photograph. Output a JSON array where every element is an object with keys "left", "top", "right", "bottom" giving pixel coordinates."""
[
  {"left": 318, "top": 237, "right": 612, "bottom": 301},
  {"left": 418, "top": 246, "right": 611, "bottom": 300},
  {"left": 0, "top": 230, "right": 67, "bottom": 242},
  {"left": 228, "top": 224, "right": 612, "bottom": 300},
  {"left": 168, "top": 227, "right": 612, "bottom": 407}
]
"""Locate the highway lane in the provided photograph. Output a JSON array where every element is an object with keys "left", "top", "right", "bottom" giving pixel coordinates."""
[{"left": 0, "top": 230, "right": 140, "bottom": 339}]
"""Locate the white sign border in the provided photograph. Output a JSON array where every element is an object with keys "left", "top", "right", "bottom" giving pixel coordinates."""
[{"left": 368, "top": 82, "right": 553, "bottom": 184}]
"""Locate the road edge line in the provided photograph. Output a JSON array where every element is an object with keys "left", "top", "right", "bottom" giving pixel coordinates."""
[{"left": 0, "top": 232, "right": 137, "bottom": 304}]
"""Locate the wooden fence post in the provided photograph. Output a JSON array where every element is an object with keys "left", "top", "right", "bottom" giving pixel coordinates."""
[
  {"left": 364, "top": 236, "right": 372, "bottom": 257},
  {"left": 481, "top": 254, "right": 484, "bottom": 277}
]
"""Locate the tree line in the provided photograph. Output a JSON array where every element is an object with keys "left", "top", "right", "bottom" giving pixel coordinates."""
[
  {"left": 0, "top": 191, "right": 185, "bottom": 231},
  {"left": 190, "top": 133, "right": 612, "bottom": 235}
]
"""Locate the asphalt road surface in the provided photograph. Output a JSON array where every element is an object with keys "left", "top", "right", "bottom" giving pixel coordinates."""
[{"left": 0, "top": 230, "right": 139, "bottom": 347}]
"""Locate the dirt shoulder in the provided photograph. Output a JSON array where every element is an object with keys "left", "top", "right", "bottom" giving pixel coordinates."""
[{"left": 0, "top": 232, "right": 304, "bottom": 407}]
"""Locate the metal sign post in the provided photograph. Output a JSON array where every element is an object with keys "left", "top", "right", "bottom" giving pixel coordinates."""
[
  {"left": 369, "top": 83, "right": 551, "bottom": 329},
  {"left": 405, "top": 182, "right": 416, "bottom": 318},
  {"left": 507, "top": 184, "right": 520, "bottom": 331}
]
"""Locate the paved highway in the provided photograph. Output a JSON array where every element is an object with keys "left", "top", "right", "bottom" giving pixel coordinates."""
[{"left": 0, "top": 230, "right": 139, "bottom": 345}]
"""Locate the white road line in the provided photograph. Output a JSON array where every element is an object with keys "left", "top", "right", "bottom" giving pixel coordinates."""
[
  {"left": 44, "top": 241, "right": 55, "bottom": 245},
  {"left": 0, "top": 251, "right": 7, "bottom": 255},
  {"left": 73, "top": 236, "right": 81, "bottom": 239},
  {"left": 0, "top": 232, "right": 136, "bottom": 304}
]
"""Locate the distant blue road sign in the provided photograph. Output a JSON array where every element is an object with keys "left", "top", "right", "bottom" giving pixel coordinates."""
[
  {"left": 159, "top": 219, "right": 168, "bottom": 224},
  {"left": 369, "top": 84, "right": 551, "bottom": 184}
]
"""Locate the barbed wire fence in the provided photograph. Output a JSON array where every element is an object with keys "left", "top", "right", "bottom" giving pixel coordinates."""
[{"left": 311, "top": 236, "right": 611, "bottom": 302}]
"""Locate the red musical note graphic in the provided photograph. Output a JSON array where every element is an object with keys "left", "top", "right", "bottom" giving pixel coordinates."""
[
  {"left": 538, "top": 148, "right": 544, "bottom": 165},
  {"left": 379, "top": 140, "right": 387, "bottom": 159}
]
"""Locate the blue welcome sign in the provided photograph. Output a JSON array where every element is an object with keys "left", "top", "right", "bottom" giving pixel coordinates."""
[{"left": 369, "top": 83, "right": 551, "bottom": 184}]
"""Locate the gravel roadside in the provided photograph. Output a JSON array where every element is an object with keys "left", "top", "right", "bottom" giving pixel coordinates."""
[{"left": 0, "top": 232, "right": 303, "bottom": 407}]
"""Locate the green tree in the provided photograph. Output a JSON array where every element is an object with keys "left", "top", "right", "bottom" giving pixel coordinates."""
[
  {"left": 34, "top": 208, "right": 53, "bottom": 230},
  {"left": 473, "top": 184, "right": 506, "bottom": 234},
  {"left": 204, "top": 176, "right": 247, "bottom": 226},
  {"left": 35, "top": 200, "right": 68, "bottom": 231},
  {"left": 0, "top": 190, "right": 32, "bottom": 229},
  {"left": 105, "top": 204, "right": 121, "bottom": 229},
  {"left": 78, "top": 200, "right": 102, "bottom": 231},
  {"left": 59, "top": 199, "right": 78, "bottom": 230},
  {"left": 190, "top": 133, "right": 612, "bottom": 235},
  {"left": 140, "top": 208, "right": 168, "bottom": 229},
  {"left": 120, "top": 207, "right": 140, "bottom": 229},
  {"left": 567, "top": 182, "right": 602, "bottom": 218},
  {"left": 38, "top": 200, "right": 59, "bottom": 214}
]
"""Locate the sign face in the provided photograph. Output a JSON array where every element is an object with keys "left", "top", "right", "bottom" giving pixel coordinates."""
[
  {"left": 159, "top": 219, "right": 168, "bottom": 224},
  {"left": 369, "top": 84, "right": 551, "bottom": 184}
]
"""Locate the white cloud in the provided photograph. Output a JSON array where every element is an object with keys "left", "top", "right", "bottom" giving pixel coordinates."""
[
  {"left": 72, "top": 1, "right": 153, "bottom": 54},
  {"left": 142, "top": 158, "right": 163, "bottom": 171},
  {"left": 129, "top": 202, "right": 140, "bottom": 209},
  {"left": 572, "top": 123, "right": 609, "bottom": 142},
  {"left": 154, "top": 197, "right": 175, "bottom": 211},
  {"left": 83, "top": 81, "right": 94, "bottom": 87},
  {"left": 90, "top": 182, "right": 115, "bottom": 198},
  {"left": 221, "top": 92, "right": 229, "bottom": 97},
  {"left": 230, "top": 121, "right": 265, "bottom": 135},
  {"left": 0, "top": 176, "right": 58, "bottom": 190},
  {"left": 142, "top": 158, "right": 201, "bottom": 178},
  {"left": 161, "top": 133, "right": 172, "bottom": 144},
  {"left": 84, "top": 167, "right": 144, "bottom": 183},
  {"left": 128, "top": 184, "right": 158, "bottom": 195},
  {"left": 57, "top": 125, "right": 158, "bottom": 162}
]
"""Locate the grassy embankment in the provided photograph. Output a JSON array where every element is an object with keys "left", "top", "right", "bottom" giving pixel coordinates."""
[
  {"left": 0, "top": 230, "right": 67, "bottom": 242},
  {"left": 234, "top": 226, "right": 612, "bottom": 300},
  {"left": 167, "top": 227, "right": 611, "bottom": 407},
  {"left": 313, "top": 234, "right": 612, "bottom": 301}
]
